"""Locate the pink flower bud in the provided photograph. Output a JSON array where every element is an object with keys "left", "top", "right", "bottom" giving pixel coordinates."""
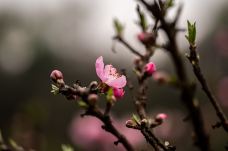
[
  {"left": 125, "top": 120, "right": 134, "bottom": 126},
  {"left": 137, "top": 32, "right": 155, "bottom": 45},
  {"left": 156, "top": 113, "right": 168, "bottom": 120},
  {"left": 113, "top": 88, "right": 125, "bottom": 99},
  {"left": 152, "top": 71, "right": 170, "bottom": 84},
  {"left": 144, "top": 62, "right": 156, "bottom": 76},
  {"left": 50, "top": 70, "right": 63, "bottom": 82},
  {"left": 137, "top": 32, "right": 146, "bottom": 42},
  {"left": 88, "top": 94, "right": 98, "bottom": 105}
]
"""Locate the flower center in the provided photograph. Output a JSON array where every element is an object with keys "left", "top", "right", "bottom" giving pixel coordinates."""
[{"left": 108, "top": 65, "right": 121, "bottom": 78}]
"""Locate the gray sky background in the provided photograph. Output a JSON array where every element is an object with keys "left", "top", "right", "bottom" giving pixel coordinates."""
[{"left": 0, "top": 0, "right": 227, "bottom": 74}]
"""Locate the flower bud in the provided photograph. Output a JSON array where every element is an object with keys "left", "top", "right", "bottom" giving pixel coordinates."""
[
  {"left": 50, "top": 70, "right": 63, "bottom": 82},
  {"left": 113, "top": 88, "right": 125, "bottom": 99},
  {"left": 155, "top": 113, "right": 168, "bottom": 122},
  {"left": 88, "top": 94, "right": 98, "bottom": 105},
  {"left": 137, "top": 32, "right": 155, "bottom": 45},
  {"left": 126, "top": 120, "right": 135, "bottom": 127},
  {"left": 152, "top": 71, "right": 170, "bottom": 84},
  {"left": 144, "top": 62, "right": 156, "bottom": 76}
]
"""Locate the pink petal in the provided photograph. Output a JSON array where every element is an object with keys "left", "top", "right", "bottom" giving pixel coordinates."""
[
  {"left": 106, "top": 75, "right": 127, "bottom": 88},
  {"left": 95, "top": 56, "right": 106, "bottom": 82},
  {"left": 104, "top": 64, "right": 113, "bottom": 78}
]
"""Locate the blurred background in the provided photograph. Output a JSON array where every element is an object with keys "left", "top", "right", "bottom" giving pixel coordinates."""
[{"left": 0, "top": 0, "right": 228, "bottom": 150}]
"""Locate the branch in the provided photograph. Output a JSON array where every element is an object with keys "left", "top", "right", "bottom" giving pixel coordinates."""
[
  {"left": 186, "top": 44, "right": 228, "bottom": 132},
  {"left": 115, "top": 36, "right": 144, "bottom": 58},
  {"left": 138, "top": 1, "right": 210, "bottom": 151},
  {"left": 85, "top": 107, "right": 135, "bottom": 151},
  {"left": 57, "top": 82, "right": 135, "bottom": 151}
]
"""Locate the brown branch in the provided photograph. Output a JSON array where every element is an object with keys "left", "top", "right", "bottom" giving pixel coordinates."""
[
  {"left": 85, "top": 107, "right": 135, "bottom": 151},
  {"left": 57, "top": 83, "right": 135, "bottom": 151},
  {"left": 138, "top": 1, "right": 210, "bottom": 151},
  {"left": 187, "top": 45, "right": 228, "bottom": 132},
  {"left": 115, "top": 36, "right": 144, "bottom": 58}
]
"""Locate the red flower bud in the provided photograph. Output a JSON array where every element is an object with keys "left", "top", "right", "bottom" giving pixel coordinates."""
[
  {"left": 113, "top": 88, "right": 125, "bottom": 99},
  {"left": 137, "top": 32, "right": 155, "bottom": 45},
  {"left": 144, "top": 62, "right": 156, "bottom": 76}
]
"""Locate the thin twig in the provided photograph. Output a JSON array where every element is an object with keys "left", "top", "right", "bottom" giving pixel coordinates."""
[
  {"left": 187, "top": 45, "right": 228, "bottom": 132},
  {"left": 115, "top": 36, "right": 144, "bottom": 58}
]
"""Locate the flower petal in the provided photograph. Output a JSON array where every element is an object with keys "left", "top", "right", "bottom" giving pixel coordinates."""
[
  {"left": 104, "top": 64, "right": 112, "bottom": 78},
  {"left": 106, "top": 75, "right": 127, "bottom": 88},
  {"left": 95, "top": 56, "right": 106, "bottom": 82}
]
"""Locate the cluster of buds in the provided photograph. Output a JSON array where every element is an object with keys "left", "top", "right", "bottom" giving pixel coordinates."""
[
  {"left": 126, "top": 113, "right": 168, "bottom": 130},
  {"left": 50, "top": 56, "right": 127, "bottom": 110}
]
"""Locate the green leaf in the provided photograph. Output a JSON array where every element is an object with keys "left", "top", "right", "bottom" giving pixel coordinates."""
[
  {"left": 185, "top": 20, "right": 196, "bottom": 45},
  {"left": 51, "top": 84, "right": 59, "bottom": 95},
  {"left": 165, "top": 0, "right": 174, "bottom": 9},
  {"left": 61, "top": 144, "right": 74, "bottom": 151},
  {"left": 136, "top": 5, "right": 148, "bottom": 31},
  {"left": 77, "top": 100, "right": 88, "bottom": 109},
  {"left": 132, "top": 114, "right": 140, "bottom": 125},
  {"left": 113, "top": 18, "right": 124, "bottom": 36}
]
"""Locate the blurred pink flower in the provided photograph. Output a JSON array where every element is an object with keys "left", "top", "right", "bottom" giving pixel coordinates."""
[
  {"left": 69, "top": 114, "right": 143, "bottom": 151},
  {"left": 152, "top": 71, "right": 170, "bottom": 84},
  {"left": 95, "top": 56, "right": 126, "bottom": 89},
  {"left": 217, "top": 77, "right": 228, "bottom": 107},
  {"left": 214, "top": 29, "right": 228, "bottom": 57},
  {"left": 113, "top": 88, "right": 125, "bottom": 99},
  {"left": 144, "top": 62, "right": 156, "bottom": 76},
  {"left": 69, "top": 116, "right": 103, "bottom": 147}
]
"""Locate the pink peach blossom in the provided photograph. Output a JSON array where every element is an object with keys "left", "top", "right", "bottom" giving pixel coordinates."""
[
  {"left": 144, "top": 62, "right": 156, "bottom": 76},
  {"left": 113, "top": 88, "right": 125, "bottom": 99},
  {"left": 96, "top": 56, "right": 126, "bottom": 89}
]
